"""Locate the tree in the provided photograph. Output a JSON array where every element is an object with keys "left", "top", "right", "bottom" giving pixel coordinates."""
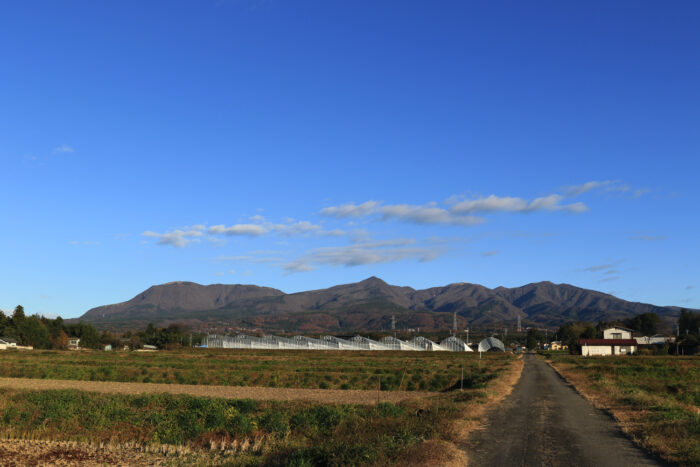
[
  {"left": 12, "top": 305, "right": 25, "bottom": 323},
  {"left": 526, "top": 328, "right": 543, "bottom": 350},
  {"left": 51, "top": 330, "right": 69, "bottom": 350},
  {"left": 17, "top": 316, "right": 51, "bottom": 349},
  {"left": 679, "top": 309, "right": 700, "bottom": 336},
  {"left": 558, "top": 322, "right": 597, "bottom": 354},
  {"left": 624, "top": 312, "right": 660, "bottom": 336}
]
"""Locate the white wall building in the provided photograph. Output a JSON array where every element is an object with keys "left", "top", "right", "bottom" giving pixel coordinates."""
[{"left": 602, "top": 326, "right": 633, "bottom": 340}]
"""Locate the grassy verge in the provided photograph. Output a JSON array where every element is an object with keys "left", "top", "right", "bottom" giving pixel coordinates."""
[
  {"left": 0, "top": 353, "right": 523, "bottom": 466},
  {"left": 0, "top": 349, "right": 509, "bottom": 391},
  {"left": 546, "top": 355, "right": 699, "bottom": 466}
]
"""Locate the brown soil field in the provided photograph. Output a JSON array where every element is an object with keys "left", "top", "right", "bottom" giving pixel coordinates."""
[{"left": 0, "top": 377, "right": 437, "bottom": 405}]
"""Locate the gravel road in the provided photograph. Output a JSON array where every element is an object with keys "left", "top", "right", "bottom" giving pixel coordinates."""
[
  {"left": 0, "top": 377, "right": 435, "bottom": 405},
  {"left": 464, "top": 354, "right": 664, "bottom": 467}
]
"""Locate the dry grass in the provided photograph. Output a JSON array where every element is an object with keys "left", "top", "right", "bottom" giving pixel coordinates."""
[
  {"left": 398, "top": 355, "right": 525, "bottom": 466},
  {"left": 547, "top": 355, "right": 700, "bottom": 466},
  {"left": 0, "top": 377, "right": 435, "bottom": 405},
  {"left": 0, "top": 438, "right": 203, "bottom": 466}
]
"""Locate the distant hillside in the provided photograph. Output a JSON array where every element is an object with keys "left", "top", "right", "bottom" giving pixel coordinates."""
[{"left": 75, "top": 277, "right": 680, "bottom": 332}]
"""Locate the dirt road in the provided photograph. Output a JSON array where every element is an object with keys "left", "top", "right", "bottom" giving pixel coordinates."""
[
  {"left": 465, "top": 354, "right": 663, "bottom": 466},
  {"left": 0, "top": 377, "right": 435, "bottom": 405}
]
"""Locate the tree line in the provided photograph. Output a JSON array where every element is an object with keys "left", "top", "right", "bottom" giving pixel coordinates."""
[{"left": 1, "top": 305, "right": 202, "bottom": 350}]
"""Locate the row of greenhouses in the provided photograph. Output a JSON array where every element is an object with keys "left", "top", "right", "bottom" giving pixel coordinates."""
[{"left": 204, "top": 334, "right": 475, "bottom": 352}]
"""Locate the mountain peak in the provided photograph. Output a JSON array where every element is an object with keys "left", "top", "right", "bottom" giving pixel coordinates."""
[{"left": 360, "top": 276, "right": 388, "bottom": 285}]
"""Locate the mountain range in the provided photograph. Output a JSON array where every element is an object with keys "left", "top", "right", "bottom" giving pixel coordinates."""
[{"left": 75, "top": 277, "right": 680, "bottom": 332}]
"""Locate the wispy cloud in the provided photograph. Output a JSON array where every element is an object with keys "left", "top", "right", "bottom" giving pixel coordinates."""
[
  {"left": 450, "top": 194, "right": 587, "bottom": 214},
  {"left": 686, "top": 285, "right": 695, "bottom": 291},
  {"left": 142, "top": 227, "right": 204, "bottom": 248},
  {"left": 54, "top": 144, "right": 74, "bottom": 153},
  {"left": 321, "top": 201, "right": 484, "bottom": 226},
  {"left": 563, "top": 180, "right": 614, "bottom": 197},
  {"left": 582, "top": 262, "right": 621, "bottom": 273},
  {"left": 284, "top": 238, "right": 442, "bottom": 273},
  {"left": 481, "top": 250, "right": 499, "bottom": 257},
  {"left": 208, "top": 224, "right": 268, "bottom": 236},
  {"left": 582, "top": 260, "right": 624, "bottom": 282},
  {"left": 322, "top": 187, "right": 592, "bottom": 227}
]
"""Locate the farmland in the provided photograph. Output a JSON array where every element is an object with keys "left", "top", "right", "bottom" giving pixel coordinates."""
[
  {"left": 0, "top": 350, "right": 522, "bottom": 465},
  {"left": 546, "top": 355, "right": 700, "bottom": 465},
  {"left": 0, "top": 348, "right": 508, "bottom": 392}
]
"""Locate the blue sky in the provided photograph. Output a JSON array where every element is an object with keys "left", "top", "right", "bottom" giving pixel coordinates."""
[{"left": 1, "top": 0, "right": 698, "bottom": 318}]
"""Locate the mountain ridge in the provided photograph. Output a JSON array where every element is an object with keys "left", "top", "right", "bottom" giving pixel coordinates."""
[{"left": 75, "top": 277, "right": 680, "bottom": 332}]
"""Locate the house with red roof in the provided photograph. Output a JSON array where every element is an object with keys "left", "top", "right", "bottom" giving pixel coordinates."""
[{"left": 580, "top": 326, "right": 637, "bottom": 356}]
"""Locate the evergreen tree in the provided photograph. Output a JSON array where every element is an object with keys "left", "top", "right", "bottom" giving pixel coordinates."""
[{"left": 12, "top": 305, "right": 25, "bottom": 323}]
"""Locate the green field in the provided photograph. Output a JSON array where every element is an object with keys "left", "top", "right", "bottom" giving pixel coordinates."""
[
  {"left": 0, "top": 348, "right": 509, "bottom": 391},
  {"left": 547, "top": 355, "right": 700, "bottom": 465}
]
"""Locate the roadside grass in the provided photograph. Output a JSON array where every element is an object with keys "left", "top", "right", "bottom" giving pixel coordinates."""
[
  {"left": 0, "top": 349, "right": 509, "bottom": 392},
  {"left": 0, "top": 353, "right": 523, "bottom": 466},
  {"left": 546, "top": 355, "right": 700, "bottom": 466}
]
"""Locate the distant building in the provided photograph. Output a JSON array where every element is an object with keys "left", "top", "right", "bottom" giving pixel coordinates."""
[
  {"left": 550, "top": 341, "right": 567, "bottom": 351},
  {"left": 602, "top": 326, "right": 633, "bottom": 340},
  {"left": 68, "top": 337, "right": 81, "bottom": 350},
  {"left": 0, "top": 337, "right": 18, "bottom": 350},
  {"left": 580, "top": 339, "right": 637, "bottom": 356},
  {"left": 634, "top": 335, "right": 674, "bottom": 345}
]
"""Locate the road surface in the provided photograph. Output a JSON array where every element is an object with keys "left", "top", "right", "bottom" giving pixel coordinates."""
[
  {"left": 465, "top": 354, "right": 663, "bottom": 467},
  {"left": 0, "top": 377, "right": 435, "bottom": 405}
]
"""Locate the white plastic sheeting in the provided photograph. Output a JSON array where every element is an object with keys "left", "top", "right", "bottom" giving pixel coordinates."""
[
  {"left": 205, "top": 334, "right": 473, "bottom": 352},
  {"left": 477, "top": 337, "right": 505, "bottom": 352},
  {"left": 440, "top": 336, "right": 473, "bottom": 352}
]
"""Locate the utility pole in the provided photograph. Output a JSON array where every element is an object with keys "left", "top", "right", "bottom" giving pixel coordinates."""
[
  {"left": 676, "top": 324, "right": 680, "bottom": 356},
  {"left": 453, "top": 312, "right": 457, "bottom": 336},
  {"left": 517, "top": 314, "right": 522, "bottom": 333}
]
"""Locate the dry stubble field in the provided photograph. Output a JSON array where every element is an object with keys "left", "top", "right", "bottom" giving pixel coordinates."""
[{"left": 0, "top": 349, "right": 522, "bottom": 466}]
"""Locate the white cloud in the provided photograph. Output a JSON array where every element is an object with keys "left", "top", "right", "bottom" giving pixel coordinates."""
[
  {"left": 322, "top": 189, "right": 591, "bottom": 227},
  {"left": 142, "top": 229, "right": 203, "bottom": 248},
  {"left": 320, "top": 201, "right": 380, "bottom": 218},
  {"left": 321, "top": 201, "right": 483, "bottom": 226},
  {"left": 271, "top": 220, "right": 322, "bottom": 236},
  {"left": 208, "top": 224, "right": 268, "bottom": 236},
  {"left": 284, "top": 239, "right": 442, "bottom": 273},
  {"left": 54, "top": 144, "right": 74, "bottom": 153},
  {"left": 450, "top": 194, "right": 587, "bottom": 214},
  {"left": 481, "top": 250, "right": 499, "bottom": 257}
]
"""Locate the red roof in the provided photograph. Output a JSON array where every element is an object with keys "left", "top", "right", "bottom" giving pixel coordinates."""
[{"left": 579, "top": 339, "right": 637, "bottom": 346}]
